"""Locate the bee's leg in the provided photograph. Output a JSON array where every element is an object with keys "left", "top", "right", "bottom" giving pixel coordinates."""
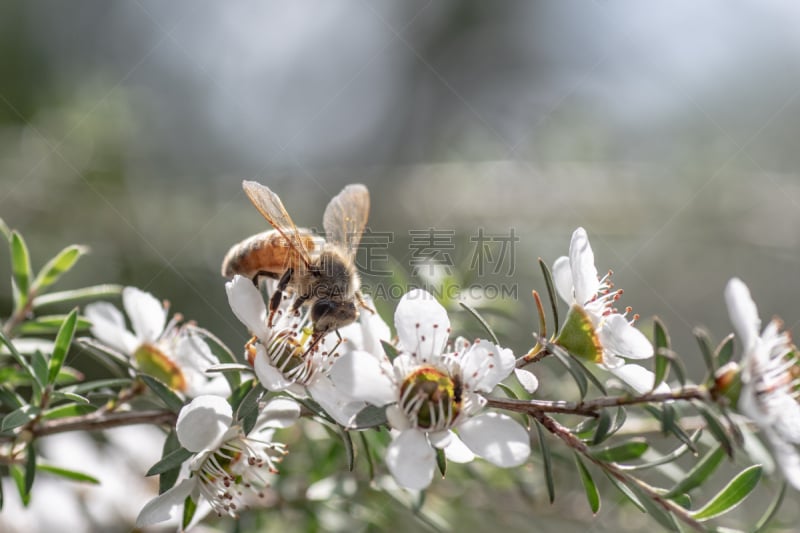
[
  {"left": 268, "top": 268, "right": 294, "bottom": 327},
  {"left": 290, "top": 294, "right": 309, "bottom": 313},
  {"left": 303, "top": 328, "right": 342, "bottom": 358},
  {"left": 355, "top": 291, "right": 376, "bottom": 315}
]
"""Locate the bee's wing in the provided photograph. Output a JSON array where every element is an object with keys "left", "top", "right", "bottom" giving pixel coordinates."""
[
  {"left": 242, "top": 180, "right": 312, "bottom": 267},
  {"left": 322, "top": 184, "right": 370, "bottom": 259}
]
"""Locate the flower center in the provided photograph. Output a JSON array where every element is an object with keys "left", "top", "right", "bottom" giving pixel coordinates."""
[
  {"left": 134, "top": 343, "right": 187, "bottom": 391},
  {"left": 195, "top": 430, "right": 287, "bottom": 518},
  {"left": 265, "top": 327, "right": 317, "bottom": 384},
  {"left": 398, "top": 366, "right": 462, "bottom": 431}
]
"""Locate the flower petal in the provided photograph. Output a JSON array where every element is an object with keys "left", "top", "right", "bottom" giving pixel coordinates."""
[
  {"left": 256, "top": 397, "right": 301, "bottom": 429},
  {"left": 136, "top": 477, "right": 195, "bottom": 527},
  {"left": 599, "top": 314, "right": 654, "bottom": 360},
  {"left": 765, "top": 428, "right": 800, "bottom": 490},
  {"left": 394, "top": 289, "right": 450, "bottom": 362},
  {"left": 552, "top": 256, "right": 574, "bottom": 305},
  {"left": 569, "top": 227, "right": 600, "bottom": 305},
  {"left": 176, "top": 395, "right": 232, "bottom": 452},
  {"left": 308, "top": 377, "right": 365, "bottom": 427},
  {"left": 226, "top": 276, "right": 269, "bottom": 340},
  {"left": 459, "top": 342, "right": 515, "bottom": 392},
  {"left": 122, "top": 287, "right": 166, "bottom": 343},
  {"left": 84, "top": 301, "right": 139, "bottom": 354},
  {"left": 253, "top": 344, "right": 294, "bottom": 391},
  {"left": 329, "top": 350, "right": 396, "bottom": 406},
  {"left": 724, "top": 278, "right": 761, "bottom": 354},
  {"left": 458, "top": 412, "right": 530, "bottom": 467},
  {"left": 338, "top": 294, "right": 391, "bottom": 356},
  {"left": 442, "top": 432, "right": 476, "bottom": 464},
  {"left": 514, "top": 368, "right": 539, "bottom": 394},
  {"left": 386, "top": 429, "right": 436, "bottom": 490},
  {"left": 608, "top": 364, "right": 667, "bottom": 395}
]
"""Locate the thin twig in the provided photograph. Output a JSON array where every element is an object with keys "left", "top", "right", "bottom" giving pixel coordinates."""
[
  {"left": 532, "top": 410, "right": 706, "bottom": 531},
  {"left": 1, "top": 410, "right": 176, "bottom": 442}
]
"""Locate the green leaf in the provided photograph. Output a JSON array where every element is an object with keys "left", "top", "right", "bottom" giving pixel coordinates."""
[
  {"left": 716, "top": 333, "right": 735, "bottom": 367},
  {"left": 591, "top": 440, "right": 649, "bottom": 463},
  {"left": 0, "top": 387, "right": 24, "bottom": 409},
  {"left": 644, "top": 405, "right": 696, "bottom": 454},
  {"left": 693, "top": 327, "right": 717, "bottom": 379},
  {"left": 753, "top": 482, "right": 786, "bottom": 533},
  {"left": 358, "top": 432, "right": 376, "bottom": 481},
  {"left": 0, "top": 330, "right": 41, "bottom": 390},
  {"left": 31, "top": 245, "right": 89, "bottom": 293},
  {"left": 574, "top": 454, "right": 600, "bottom": 514},
  {"left": 235, "top": 382, "right": 264, "bottom": 434},
  {"left": 691, "top": 465, "right": 762, "bottom": 521},
  {"left": 381, "top": 340, "right": 399, "bottom": 361},
  {"left": 604, "top": 473, "right": 646, "bottom": 513},
  {"left": 64, "top": 378, "right": 131, "bottom": 395},
  {"left": 147, "top": 446, "right": 193, "bottom": 477},
  {"left": 182, "top": 495, "right": 197, "bottom": 530},
  {"left": 42, "top": 403, "right": 97, "bottom": 420},
  {"left": 17, "top": 314, "right": 91, "bottom": 335},
  {"left": 204, "top": 363, "right": 252, "bottom": 374},
  {"left": 10, "top": 231, "right": 32, "bottom": 311},
  {"left": 32, "top": 284, "right": 123, "bottom": 309},
  {"left": 538, "top": 258, "right": 560, "bottom": 332},
  {"left": 535, "top": 421, "right": 555, "bottom": 504},
  {"left": 459, "top": 302, "right": 500, "bottom": 345},
  {"left": 38, "top": 464, "right": 99, "bottom": 484},
  {"left": 75, "top": 337, "right": 130, "bottom": 370},
  {"left": 24, "top": 442, "right": 36, "bottom": 495},
  {"left": 1, "top": 405, "right": 40, "bottom": 431},
  {"left": 669, "top": 492, "right": 692, "bottom": 509},
  {"left": 618, "top": 429, "right": 702, "bottom": 471},
  {"left": 591, "top": 409, "right": 613, "bottom": 445},
  {"left": 31, "top": 350, "right": 49, "bottom": 391},
  {"left": 628, "top": 484, "right": 680, "bottom": 531},
  {"left": 352, "top": 405, "right": 388, "bottom": 429},
  {"left": 551, "top": 345, "right": 588, "bottom": 399},
  {"left": 695, "top": 403, "right": 734, "bottom": 458},
  {"left": 48, "top": 309, "right": 78, "bottom": 384},
  {"left": 436, "top": 447, "right": 447, "bottom": 477},
  {"left": 10, "top": 464, "right": 29, "bottom": 506},
  {"left": 608, "top": 407, "right": 627, "bottom": 438},
  {"left": 665, "top": 444, "right": 726, "bottom": 498},
  {"left": 340, "top": 427, "right": 355, "bottom": 472},
  {"left": 0, "top": 217, "right": 10, "bottom": 241},
  {"left": 652, "top": 317, "right": 671, "bottom": 390},
  {"left": 139, "top": 374, "right": 185, "bottom": 412},
  {"left": 158, "top": 430, "right": 182, "bottom": 494}
]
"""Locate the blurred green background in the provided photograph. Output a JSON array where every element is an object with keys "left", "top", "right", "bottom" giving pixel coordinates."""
[{"left": 2, "top": 1, "right": 800, "bottom": 531}]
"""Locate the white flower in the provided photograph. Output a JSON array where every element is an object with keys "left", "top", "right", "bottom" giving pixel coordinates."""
[
  {"left": 136, "top": 394, "right": 299, "bottom": 526},
  {"left": 226, "top": 275, "right": 390, "bottom": 426},
  {"left": 552, "top": 227, "right": 664, "bottom": 394},
  {"left": 330, "top": 289, "right": 531, "bottom": 490},
  {"left": 725, "top": 277, "right": 800, "bottom": 489},
  {"left": 84, "top": 287, "right": 227, "bottom": 397}
]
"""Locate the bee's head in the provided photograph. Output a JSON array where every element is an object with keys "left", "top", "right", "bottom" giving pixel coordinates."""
[{"left": 311, "top": 299, "right": 359, "bottom": 334}]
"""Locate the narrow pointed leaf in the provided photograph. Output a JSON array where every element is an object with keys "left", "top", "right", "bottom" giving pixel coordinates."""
[
  {"left": 618, "top": 429, "right": 702, "bottom": 471},
  {"left": 358, "top": 432, "right": 376, "bottom": 481},
  {"left": 352, "top": 405, "right": 388, "bottom": 429},
  {"left": 147, "top": 446, "right": 193, "bottom": 477},
  {"left": 31, "top": 245, "right": 89, "bottom": 293},
  {"left": 10, "top": 231, "right": 32, "bottom": 311},
  {"left": 31, "top": 350, "right": 49, "bottom": 390},
  {"left": 0, "top": 217, "right": 10, "bottom": 241},
  {"left": 64, "top": 378, "right": 131, "bottom": 394},
  {"left": 24, "top": 443, "right": 36, "bottom": 494},
  {"left": 158, "top": 430, "right": 182, "bottom": 494},
  {"left": 187, "top": 326, "right": 240, "bottom": 389},
  {"left": 591, "top": 409, "right": 613, "bottom": 445},
  {"left": 535, "top": 420, "right": 555, "bottom": 503},
  {"left": 574, "top": 454, "right": 600, "bottom": 514},
  {"left": 381, "top": 340, "right": 399, "bottom": 361},
  {"left": 10, "top": 465, "right": 29, "bottom": 506},
  {"left": 48, "top": 309, "right": 78, "bottom": 384},
  {"left": 340, "top": 427, "right": 355, "bottom": 472},
  {"left": 551, "top": 346, "right": 588, "bottom": 399},
  {"left": 33, "top": 284, "right": 123, "bottom": 308},
  {"left": 605, "top": 473, "right": 646, "bottom": 512},
  {"left": 205, "top": 363, "right": 252, "bottom": 374},
  {"left": 37, "top": 464, "right": 99, "bottom": 485},
  {"left": 235, "top": 381, "right": 264, "bottom": 434},
  {"left": 652, "top": 318, "right": 671, "bottom": 390},
  {"left": 591, "top": 440, "right": 649, "bottom": 463},
  {"left": 693, "top": 327, "right": 716, "bottom": 378},
  {"left": 1, "top": 405, "right": 40, "bottom": 431},
  {"left": 139, "top": 374, "right": 185, "bottom": 412},
  {"left": 628, "top": 483, "right": 680, "bottom": 531},
  {"left": 0, "top": 331, "right": 40, "bottom": 389},
  {"left": 695, "top": 403, "right": 734, "bottom": 458},
  {"left": 716, "top": 334, "right": 735, "bottom": 367},
  {"left": 665, "top": 444, "right": 725, "bottom": 498},
  {"left": 691, "top": 465, "right": 762, "bottom": 521},
  {"left": 459, "top": 301, "right": 499, "bottom": 345},
  {"left": 76, "top": 337, "right": 130, "bottom": 368},
  {"left": 753, "top": 482, "right": 786, "bottom": 533},
  {"left": 182, "top": 495, "right": 197, "bottom": 530},
  {"left": 538, "top": 258, "right": 560, "bottom": 332},
  {"left": 436, "top": 447, "right": 447, "bottom": 477},
  {"left": 17, "top": 314, "right": 91, "bottom": 335},
  {"left": 42, "top": 403, "right": 96, "bottom": 420}
]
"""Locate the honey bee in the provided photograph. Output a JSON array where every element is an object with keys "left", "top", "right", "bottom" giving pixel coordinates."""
[{"left": 222, "top": 180, "right": 372, "bottom": 338}]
